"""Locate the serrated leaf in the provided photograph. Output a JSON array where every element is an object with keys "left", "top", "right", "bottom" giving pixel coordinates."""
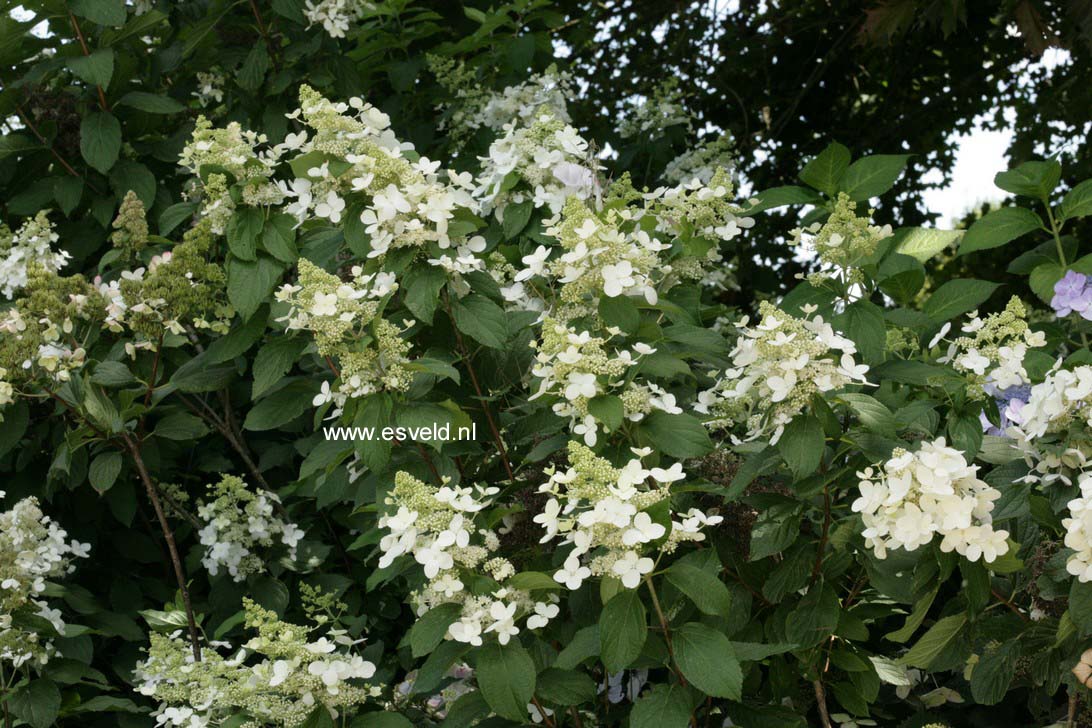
[
  {"left": 838, "top": 154, "right": 909, "bottom": 201},
  {"left": 959, "top": 207, "right": 1041, "bottom": 255},
  {"left": 600, "top": 589, "right": 646, "bottom": 672},
  {"left": 80, "top": 111, "right": 121, "bottom": 173},
  {"left": 799, "top": 142, "right": 851, "bottom": 195},
  {"left": 476, "top": 641, "right": 536, "bottom": 722}
]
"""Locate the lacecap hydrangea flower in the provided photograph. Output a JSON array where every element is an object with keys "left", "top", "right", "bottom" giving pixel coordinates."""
[
  {"left": 1011, "top": 365, "right": 1092, "bottom": 485},
  {"left": 197, "top": 475, "right": 304, "bottom": 582},
  {"left": 535, "top": 441, "right": 722, "bottom": 590},
  {"left": 378, "top": 471, "right": 560, "bottom": 647},
  {"left": 0, "top": 496, "right": 88, "bottom": 669},
  {"left": 136, "top": 598, "right": 379, "bottom": 727},
  {"left": 852, "top": 438, "right": 1009, "bottom": 563},
  {"left": 1063, "top": 471, "right": 1092, "bottom": 582},
  {"left": 695, "top": 301, "right": 869, "bottom": 443}
]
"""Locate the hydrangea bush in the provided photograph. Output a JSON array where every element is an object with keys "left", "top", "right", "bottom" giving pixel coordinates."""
[{"left": 2, "top": 4, "right": 1092, "bottom": 728}]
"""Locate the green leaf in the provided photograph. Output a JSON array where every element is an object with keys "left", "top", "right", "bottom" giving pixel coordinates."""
[
  {"left": 237, "top": 45, "right": 271, "bottom": 91},
  {"left": 117, "top": 91, "right": 185, "bottom": 114},
  {"left": 1069, "top": 579, "right": 1092, "bottom": 635},
  {"left": 243, "top": 381, "right": 315, "bottom": 430},
  {"left": 90, "top": 360, "right": 136, "bottom": 387},
  {"left": 587, "top": 395, "right": 624, "bottom": 431},
  {"left": 351, "top": 713, "right": 414, "bottom": 728},
  {"left": 638, "top": 412, "right": 712, "bottom": 459},
  {"left": 227, "top": 254, "right": 284, "bottom": 320},
  {"left": 839, "top": 393, "right": 897, "bottom": 437},
  {"left": 994, "top": 159, "right": 1061, "bottom": 201},
  {"left": 536, "top": 668, "right": 596, "bottom": 706},
  {"left": 892, "top": 227, "right": 962, "bottom": 262},
  {"left": 502, "top": 199, "right": 534, "bottom": 239},
  {"left": 252, "top": 338, "right": 307, "bottom": 398},
  {"left": 261, "top": 213, "right": 298, "bottom": 263},
  {"left": 88, "top": 451, "right": 122, "bottom": 493},
  {"left": 599, "top": 294, "right": 640, "bottom": 334},
  {"left": 877, "top": 253, "right": 925, "bottom": 304},
  {"left": 837, "top": 299, "right": 885, "bottom": 364},
  {"left": 1029, "top": 261, "right": 1065, "bottom": 304},
  {"left": 673, "top": 622, "right": 743, "bottom": 700},
  {"left": 80, "top": 112, "right": 122, "bottom": 173},
  {"left": 969, "top": 642, "right": 1017, "bottom": 705},
  {"left": 84, "top": 386, "right": 122, "bottom": 433},
  {"left": 1061, "top": 179, "right": 1092, "bottom": 222},
  {"left": 786, "top": 581, "right": 840, "bottom": 648},
  {"left": 600, "top": 589, "right": 647, "bottom": 672},
  {"left": 159, "top": 201, "right": 198, "bottom": 235},
  {"left": 109, "top": 160, "right": 157, "bottom": 209},
  {"left": 664, "top": 561, "right": 732, "bottom": 617},
  {"left": 900, "top": 613, "right": 966, "bottom": 668},
  {"left": 777, "top": 414, "right": 824, "bottom": 479},
  {"left": 555, "top": 625, "right": 599, "bottom": 669},
  {"left": 227, "top": 207, "right": 264, "bottom": 261},
  {"left": 451, "top": 294, "right": 507, "bottom": 349},
  {"left": 206, "top": 308, "right": 268, "bottom": 363},
  {"left": 838, "top": 154, "right": 910, "bottom": 201},
  {"left": 171, "top": 356, "right": 235, "bottom": 393},
  {"left": 53, "top": 177, "right": 83, "bottom": 216},
  {"left": 403, "top": 266, "right": 447, "bottom": 325},
  {"left": 748, "top": 185, "right": 822, "bottom": 214},
  {"left": 799, "top": 142, "right": 851, "bottom": 195},
  {"left": 412, "top": 640, "right": 469, "bottom": 695},
  {"left": 476, "top": 640, "right": 536, "bottom": 722},
  {"left": 68, "top": 49, "right": 114, "bottom": 88},
  {"left": 629, "top": 683, "right": 693, "bottom": 728},
  {"left": 69, "top": 0, "right": 126, "bottom": 26},
  {"left": 300, "top": 706, "right": 335, "bottom": 728},
  {"left": 922, "top": 279, "right": 1000, "bottom": 323},
  {"left": 154, "top": 412, "right": 209, "bottom": 440},
  {"left": 959, "top": 207, "right": 1042, "bottom": 255},
  {"left": 9, "top": 679, "right": 61, "bottom": 728},
  {"left": 409, "top": 603, "right": 462, "bottom": 658}
]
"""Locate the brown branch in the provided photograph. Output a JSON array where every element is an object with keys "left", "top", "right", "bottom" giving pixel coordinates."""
[
  {"left": 812, "top": 679, "right": 833, "bottom": 728},
  {"left": 247, "top": 0, "right": 281, "bottom": 72},
  {"left": 530, "top": 697, "right": 555, "bottom": 728},
  {"left": 444, "top": 298, "right": 515, "bottom": 481},
  {"left": 644, "top": 575, "right": 688, "bottom": 687},
  {"left": 123, "top": 433, "right": 202, "bottom": 661},
  {"left": 811, "top": 483, "right": 832, "bottom": 582},
  {"left": 14, "top": 104, "right": 90, "bottom": 185},
  {"left": 991, "top": 588, "right": 1029, "bottom": 622},
  {"left": 68, "top": 13, "right": 110, "bottom": 111}
]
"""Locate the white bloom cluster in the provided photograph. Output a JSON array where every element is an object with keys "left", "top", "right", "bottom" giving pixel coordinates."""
[
  {"left": 475, "top": 113, "right": 598, "bottom": 216},
  {"left": 646, "top": 170, "right": 755, "bottom": 246},
  {"left": 192, "top": 70, "right": 225, "bottom": 108},
  {"left": 284, "top": 86, "right": 479, "bottom": 259},
  {"left": 852, "top": 438, "right": 1009, "bottom": 562},
  {"left": 467, "top": 68, "right": 573, "bottom": 134},
  {"left": 1064, "top": 471, "right": 1092, "bottom": 582},
  {"left": 934, "top": 297, "right": 1045, "bottom": 400},
  {"left": 695, "top": 301, "right": 868, "bottom": 444},
  {"left": 303, "top": 0, "right": 372, "bottom": 38},
  {"left": 789, "top": 193, "right": 893, "bottom": 287},
  {"left": 618, "top": 79, "right": 691, "bottom": 139},
  {"left": 196, "top": 475, "right": 304, "bottom": 582},
  {"left": 0, "top": 496, "right": 88, "bottom": 668},
  {"left": 0, "top": 307, "right": 88, "bottom": 384},
  {"left": 0, "top": 211, "right": 69, "bottom": 299},
  {"left": 136, "top": 599, "right": 379, "bottom": 727},
  {"left": 528, "top": 317, "right": 665, "bottom": 444},
  {"left": 662, "top": 136, "right": 737, "bottom": 185},
  {"left": 378, "top": 472, "right": 559, "bottom": 646},
  {"left": 535, "top": 442, "right": 722, "bottom": 590},
  {"left": 1011, "top": 365, "right": 1092, "bottom": 485}
]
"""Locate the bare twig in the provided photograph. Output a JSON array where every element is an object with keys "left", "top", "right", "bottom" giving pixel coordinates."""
[{"left": 123, "top": 433, "right": 202, "bottom": 661}]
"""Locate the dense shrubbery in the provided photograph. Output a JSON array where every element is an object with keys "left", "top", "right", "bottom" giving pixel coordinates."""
[{"left": 2, "top": 2, "right": 1092, "bottom": 728}]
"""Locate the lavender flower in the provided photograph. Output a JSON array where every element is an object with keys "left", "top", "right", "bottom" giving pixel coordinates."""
[
  {"left": 981, "top": 383, "right": 1031, "bottom": 435},
  {"left": 1051, "top": 270, "right": 1092, "bottom": 319}
]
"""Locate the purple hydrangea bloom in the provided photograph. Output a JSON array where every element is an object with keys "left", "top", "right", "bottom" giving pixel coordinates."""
[{"left": 1051, "top": 270, "right": 1092, "bottom": 319}]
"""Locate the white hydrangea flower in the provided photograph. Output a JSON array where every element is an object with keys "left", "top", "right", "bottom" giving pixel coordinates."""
[{"left": 852, "top": 438, "right": 1009, "bottom": 563}]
